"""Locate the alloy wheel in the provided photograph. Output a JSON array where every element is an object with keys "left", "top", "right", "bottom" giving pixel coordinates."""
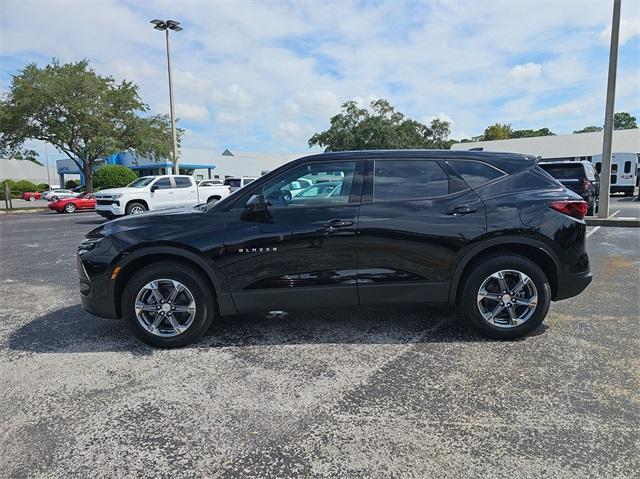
[
  {"left": 134, "top": 279, "right": 197, "bottom": 337},
  {"left": 130, "top": 205, "right": 145, "bottom": 214},
  {"left": 476, "top": 270, "right": 538, "bottom": 328}
]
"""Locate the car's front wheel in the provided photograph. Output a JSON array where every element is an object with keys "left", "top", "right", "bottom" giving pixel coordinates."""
[
  {"left": 458, "top": 254, "right": 551, "bottom": 340},
  {"left": 28, "top": 195, "right": 36, "bottom": 202},
  {"left": 121, "top": 262, "right": 216, "bottom": 348}
]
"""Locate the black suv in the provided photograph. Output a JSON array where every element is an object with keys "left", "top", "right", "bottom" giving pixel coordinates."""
[
  {"left": 539, "top": 161, "right": 599, "bottom": 215},
  {"left": 78, "top": 150, "right": 592, "bottom": 347}
]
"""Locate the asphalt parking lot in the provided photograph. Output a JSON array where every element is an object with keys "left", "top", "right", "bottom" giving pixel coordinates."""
[{"left": 1, "top": 211, "right": 639, "bottom": 478}]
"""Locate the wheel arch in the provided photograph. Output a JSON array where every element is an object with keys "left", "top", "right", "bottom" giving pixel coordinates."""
[
  {"left": 449, "top": 237, "right": 560, "bottom": 304},
  {"left": 126, "top": 199, "right": 149, "bottom": 211},
  {"left": 113, "top": 246, "right": 234, "bottom": 317}
]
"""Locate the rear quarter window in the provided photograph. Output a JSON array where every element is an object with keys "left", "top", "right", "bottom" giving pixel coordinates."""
[
  {"left": 539, "top": 164, "right": 584, "bottom": 179},
  {"left": 448, "top": 160, "right": 505, "bottom": 188}
]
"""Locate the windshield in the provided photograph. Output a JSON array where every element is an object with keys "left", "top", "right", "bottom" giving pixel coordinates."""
[
  {"left": 126, "top": 177, "right": 155, "bottom": 188},
  {"left": 540, "top": 164, "right": 584, "bottom": 179}
]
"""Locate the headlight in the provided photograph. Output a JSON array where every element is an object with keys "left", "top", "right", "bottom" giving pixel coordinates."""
[
  {"left": 78, "top": 238, "right": 102, "bottom": 255},
  {"left": 112, "top": 193, "right": 123, "bottom": 199}
]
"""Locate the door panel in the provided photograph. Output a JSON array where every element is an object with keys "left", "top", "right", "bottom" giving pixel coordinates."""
[
  {"left": 357, "top": 159, "right": 486, "bottom": 305},
  {"left": 223, "top": 160, "right": 362, "bottom": 313},
  {"left": 150, "top": 177, "right": 175, "bottom": 210}
]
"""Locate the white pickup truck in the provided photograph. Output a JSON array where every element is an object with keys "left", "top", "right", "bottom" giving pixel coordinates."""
[{"left": 94, "top": 175, "right": 231, "bottom": 219}]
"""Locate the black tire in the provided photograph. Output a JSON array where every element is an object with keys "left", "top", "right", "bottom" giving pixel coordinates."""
[
  {"left": 207, "top": 196, "right": 220, "bottom": 204},
  {"left": 51, "top": 196, "right": 59, "bottom": 202},
  {"left": 458, "top": 254, "right": 551, "bottom": 340},
  {"left": 64, "top": 203, "right": 77, "bottom": 213},
  {"left": 125, "top": 201, "right": 147, "bottom": 215},
  {"left": 121, "top": 262, "right": 216, "bottom": 348},
  {"left": 28, "top": 195, "right": 36, "bottom": 202}
]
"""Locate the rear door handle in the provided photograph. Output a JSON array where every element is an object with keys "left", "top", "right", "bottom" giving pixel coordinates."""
[{"left": 447, "top": 205, "right": 477, "bottom": 216}]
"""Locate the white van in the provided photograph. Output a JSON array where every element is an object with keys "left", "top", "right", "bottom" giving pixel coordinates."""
[{"left": 591, "top": 152, "right": 639, "bottom": 196}]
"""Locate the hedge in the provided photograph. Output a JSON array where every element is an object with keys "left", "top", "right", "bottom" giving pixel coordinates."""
[
  {"left": 65, "top": 179, "right": 81, "bottom": 189},
  {"left": 93, "top": 165, "right": 138, "bottom": 190}
]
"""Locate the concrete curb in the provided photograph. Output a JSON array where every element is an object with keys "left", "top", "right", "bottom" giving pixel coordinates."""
[
  {"left": 0, "top": 208, "right": 50, "bottom": 215},
  {"left": 585, "top": 217, "right": 640, "bottom": 227}
]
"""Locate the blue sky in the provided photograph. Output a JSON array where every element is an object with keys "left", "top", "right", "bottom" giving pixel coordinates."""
[{"left": 1, "top": 0, "right": 639, "bottom": 163}]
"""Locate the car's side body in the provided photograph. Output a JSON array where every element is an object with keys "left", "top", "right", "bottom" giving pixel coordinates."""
[
  {"left": 78, "top": 150, "right": 591, "bottom": 325},
  {"left": 21, "top": 191, "right": 42, "bottom": 200},
  {"left": 48, "top": 193, "right": 96, "bottom": 212},
  {"left": 94, "top": 175, "right": 230, "bottom": 218}
]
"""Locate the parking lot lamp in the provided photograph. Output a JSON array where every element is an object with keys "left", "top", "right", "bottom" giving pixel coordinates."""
[{"left": 151, "top": 19, "right": 182, "bottom": 175}]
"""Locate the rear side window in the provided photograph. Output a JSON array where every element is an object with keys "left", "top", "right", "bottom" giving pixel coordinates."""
[
  {"left": 224, "top": 179, "right": 241, "bottom": 188},
  {"left": 624, "top": 161, "right": 631, "bottom": 173},
  {"left": 373, "top": 160, "right": 449, "bottom": 200},
  {"left": 154, "top": 178, "right": 173, "bottom": 189},
  {"left": 174, "top": 177, "right": 192, "bottom": 188},
  {"left": 448, "top": 160, "right": 504, "bottom": 188}
]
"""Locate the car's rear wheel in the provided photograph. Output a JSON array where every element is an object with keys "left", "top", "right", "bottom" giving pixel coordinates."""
[
  {"left": 51, "top": 196, "right": 59, "bottom": 202},
  {"left": 207, "top": 196, "right": 220, "bottom": 204},
  {"left": 64, "top": 203, "right": 77, "bottom": 213},
  {"left": 458, "top": 254, "right": 551, "bottom": 340},
  {"left": 28, "top": 195, "right": 36, "bottom": 202},
  {"left": 126, "top": 202, "right": 147, "bottom": 215},
  {"left": 121, "top": 262, "right": 216, "bottom": 348}
]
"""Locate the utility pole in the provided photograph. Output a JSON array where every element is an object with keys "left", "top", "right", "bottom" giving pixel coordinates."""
[
  {"left": 151, "top": 19, "right": 182, "bottom": 175},
  {"left": 598, "top": 0, "right": 621, "bottom": 218},
  {"left": 44, "top": 142, "right": 51, "bottom": 187}
]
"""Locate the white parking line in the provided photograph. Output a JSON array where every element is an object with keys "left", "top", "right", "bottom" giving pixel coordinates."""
[
  {"left": 586, "top": 226, "right": 600, "bottom": 238},
  {"left": 611, "top": 210, "right": 620, "bottom": 218}
]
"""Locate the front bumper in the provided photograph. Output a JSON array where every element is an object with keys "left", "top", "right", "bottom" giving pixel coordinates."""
[
  {"left": 77, "top": 254, "right": 119, "bottom": 319},
  {"left": 96, "top": 202, "right": 125, "bottom": 217},
  {"left": 554, "top": 270, "right": 593, "bottom": 301}
]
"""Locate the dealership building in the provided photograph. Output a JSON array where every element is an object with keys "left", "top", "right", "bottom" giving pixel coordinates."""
[{"left": 451, "top": 128, "right": 640, "bottom": 161}]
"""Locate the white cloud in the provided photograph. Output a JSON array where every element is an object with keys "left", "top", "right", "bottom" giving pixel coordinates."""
[
  {"left": 215, "top": 111, "right": 245, "bottom": 125},
  {"left": 275, "top": 121, "right": 303, "bottom": 139},
  {"left": 509, "top": 63, "right": 542, "bottom": 82},
  {"left": 156, "top": 103, "right": 210, "bottom": 122},
  {"left": 599, "top": 17, "right": 640, "bottom": 45}
]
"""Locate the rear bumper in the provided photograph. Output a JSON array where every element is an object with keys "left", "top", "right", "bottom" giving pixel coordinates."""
[{"left": 554, "top": 270, "right": 593, "bottom": 301}]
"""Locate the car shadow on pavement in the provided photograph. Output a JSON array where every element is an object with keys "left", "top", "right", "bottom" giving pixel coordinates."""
[{"left": 8, "top": 304, "right": 547, "bottom": 354}]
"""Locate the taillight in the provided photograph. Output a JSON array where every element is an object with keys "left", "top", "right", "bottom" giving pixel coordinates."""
[
  {"left": 549, "top": 200, "right": 588, "bottom": 220},
  {"left": 582, "top": 178, "right": 590, "bottom": 193}
]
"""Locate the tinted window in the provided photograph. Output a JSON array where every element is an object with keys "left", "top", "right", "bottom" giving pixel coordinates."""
[
  {"left": 611, "top": 164, "right": 618, "bottom": 173},
  {"left": 224, "top": 179, "right": 241, "bottom": 188},
  {"left": 448, "top": 160, "right": 504, "bottom": 187},
  {"left": 243, "top": 179, "right": 255, "bottom": 186},
  {"left": 539, "top": 164, "right": 584, "bottom": 179},
  {"left": 373, "top": 160, "right": 448, "bottom": 200},
  {"left": 595, "top": 162, "right": 602, "bottom": 174},
  {"left": 261, "top": 162, "right": 356, "bottom": 207},
  {"left": 174, "top": 177, "right": 192, "bottom": 188},
  {"left": 624, "top": 161, "right": 631, "bottom": 173},
  {"left": 154, "top": 178, "right": 173, "bottom": 190}
]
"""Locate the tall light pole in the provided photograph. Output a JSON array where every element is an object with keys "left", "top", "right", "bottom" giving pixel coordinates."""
[
  {"left": 151, "top": 19, "right": 182, "bottom": 175},
  {"left": 598, "top": 0, "right": 621, "bottom": 218}
]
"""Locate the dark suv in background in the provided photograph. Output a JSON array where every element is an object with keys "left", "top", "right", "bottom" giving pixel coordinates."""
[
  {"left": 539, "top": 161, "right": 599, "bottom": 215},
  {"left": 78, "top": 150, "right": 592, "bottom": 348}
]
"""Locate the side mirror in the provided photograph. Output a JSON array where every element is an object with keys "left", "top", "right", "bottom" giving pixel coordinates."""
[
  {"left": 241, "top": 194, "right": 272, "bottom": 222},
  {"left": 150, "top": 184, "right": 158, "bottom": 193}
]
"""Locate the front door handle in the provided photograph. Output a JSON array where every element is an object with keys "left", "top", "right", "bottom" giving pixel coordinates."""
[
  {"left": 324, "top": 219, "right": 354, "bottom": 229},
  {"left": 447, "top": 205, "right": 477, "bottom": 216}
]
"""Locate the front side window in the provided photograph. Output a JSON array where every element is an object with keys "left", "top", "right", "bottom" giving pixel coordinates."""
[
  {"left": 448, "top": 160, "right": 504, "bottom": 188},
  {"left": 127, "top": 177, "right": 155, "bottom": 188},
  {"left": 174, "top": 177, "right": 192, "bottom": 188},
  {"left": 373, "top": 160, "right": 448, "bottom": 200},
  {"left": 260, "top": 162, "right": 356, "bottom": 207},
  {"left": 154, "top": 178, "right": 173, "bottom": 190}
]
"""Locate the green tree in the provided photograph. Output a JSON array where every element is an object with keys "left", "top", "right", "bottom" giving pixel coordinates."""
[
  {"left": 482, "top": 123, "right": 513, "bottom": 140},
  {"left": 573, "top": 125, "right": 603, "bottom": 134},
  {"left": 614, "top": 112, "right": 637, "bottom": 130},
  {"left": 0, "top": 59, "right": 180, "bottom": 192},
  {"left": 93, "top": 164, "right": 138, "bottom": 190},
  {"left": 308, "top": 99, "right": 453, "bottom": 151},
  {"left": 510, "top": 127, "right": 555, "bottom": 138}
]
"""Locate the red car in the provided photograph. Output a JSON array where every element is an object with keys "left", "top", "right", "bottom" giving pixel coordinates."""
[
  {"left": 22, "top": 191, "right": 42, "bottom": 201},
  {"left": 48, "top": 193, "right": 96, "bottom": 213}
]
